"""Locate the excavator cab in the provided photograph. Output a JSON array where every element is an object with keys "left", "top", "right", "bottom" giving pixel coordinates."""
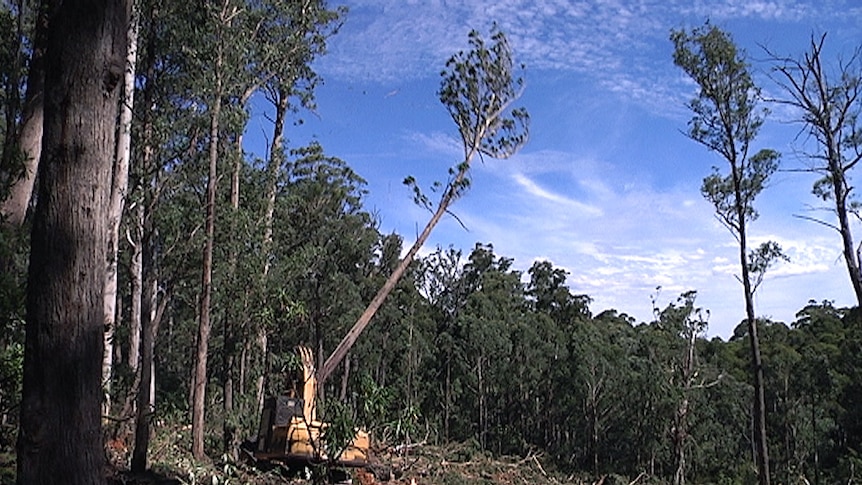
[{"left": 253, "top": 346, "right": 369, "bottom": 466}]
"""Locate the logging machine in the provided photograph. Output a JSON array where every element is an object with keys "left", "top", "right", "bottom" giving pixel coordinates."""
[{"left": 252, "top": 346, "right": 370, "bottom": 466}]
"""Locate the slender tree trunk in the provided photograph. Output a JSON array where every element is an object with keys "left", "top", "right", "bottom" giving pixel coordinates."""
[
  {"left": 733, "top": 163, "right": 771, "bottom": 485},
  {"left": 673, "top": 328, "right": 698, "bottom": 485},
  {"left": 255, "top": 87, "right": 288, "bottom": 411},
  {"left": 16, "top": 1, "right": 129, "bottom": 483},
  {"left": 1, "top": 3, "right": 47, "bottom": 227},
  {"left": 131, "top": 261, "right": 164, "bottom": 472},
  {"left": 192, "top": 32, "right": 224, "bottom": 461},
  {"left": 339, "top": 353, "right": 350, "bottom": 401},
  {"left": 477, "top": 354, "right": 486, "bottom": 450},
  {"left": 828, "top": 136, "right": 862, "bottom": 305},
  {"left": 129, "top": 204, "right": 144, "bottom": 372},
  {"left": 222, "top": 85, "right": 257, "bottom": 456},
  {"left": 103, "top": 7, "right": 140, "bottom": 415},
  {"left": 122, "top": 0, "right": 159, "bottom": 430},
  {"left": 444, "top": 359, "right": 451, "bottom": 441}
]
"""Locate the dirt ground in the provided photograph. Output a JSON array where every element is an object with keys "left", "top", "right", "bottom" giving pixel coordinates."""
[{"left": 105, "top": 440, "right": 641, "bottom": 485}]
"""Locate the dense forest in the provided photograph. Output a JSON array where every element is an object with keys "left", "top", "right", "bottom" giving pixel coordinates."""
[{"left": 1, "top": 1, "right": 862, "bottom": 484}]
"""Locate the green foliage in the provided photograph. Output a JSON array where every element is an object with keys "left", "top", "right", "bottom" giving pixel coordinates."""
[
  {"left": 673, "top": 24, "right": 778, "bottom": 484},
  {"left": 439, "top": 24, "right": 529, "bottom": 160},
  {"left": 672, "top": 23, "right": 779, "bottom": 238},
  {"left": 406, "top": 26, "right": 529, "bottom": 212},
  {"left": 748, "top": 241, "right": 789, "bottom": 291},
  {"left": 701, "top": 148, "right": 779, "bottom": 228},
  {"left": 319, "top": 399, "right": 356, "bottom": 462},
  {"left": 671, "top": 24, "right": 764, "bottom": 153}
]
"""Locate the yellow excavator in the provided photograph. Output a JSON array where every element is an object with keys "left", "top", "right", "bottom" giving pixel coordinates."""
[{"left": 253, "top": 346, "right": 370, "bottom": 466}]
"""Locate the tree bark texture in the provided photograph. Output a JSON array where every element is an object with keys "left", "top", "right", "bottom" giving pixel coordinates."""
[
  {"left": 16, "top": 0, "right": 129, "bottom": 483},
  {"left": 131, "top": 265, "right": 164, "bottom": 473}
]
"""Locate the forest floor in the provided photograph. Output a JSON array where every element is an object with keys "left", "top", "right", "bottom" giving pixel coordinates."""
[{"left": 103, "top": 428, "right": 651, "bottom": 485}]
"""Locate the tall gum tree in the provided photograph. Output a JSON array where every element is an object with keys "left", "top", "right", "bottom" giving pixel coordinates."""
[
  {"left": 16, "top": 0, "right": 129, "bottom": 483},
  {"left": 318, "top": 25, "right": 529, "bottom": 384},
  {"left": 191, "top": 0, "right": 229, "bottom": 459},
  {"left": 672, "top": 23, "right": 782, "bottom": 485},
  {"left": 253, "top": 0, "right": 344, "bottom": 412},
  {"left": 767, "top": 35, "right": 862, "bottom": 306}
]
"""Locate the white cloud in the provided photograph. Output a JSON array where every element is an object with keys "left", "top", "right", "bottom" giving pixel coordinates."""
[
  {"left": 512, "top": 173, "right": 604, "bottom": 217},
  {"left": 408, "top": 131, "right": 462, "bottom": 158},
  {"left": 319, "top": 0, "right": 852, "bottom": 116}
]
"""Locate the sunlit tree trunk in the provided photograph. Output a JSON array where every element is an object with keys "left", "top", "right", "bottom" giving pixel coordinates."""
[{"left": 103, "top": 5, "right": 140, "bottom": 415}]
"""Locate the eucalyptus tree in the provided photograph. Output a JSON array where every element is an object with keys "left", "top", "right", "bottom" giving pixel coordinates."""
[
  {"left": 767, "top": 35, "right": 862, "bottom": 306},
  {"left": 649, "top": 290, "right": 711, "bottom": 485},
  {"left": 416, "top": 245, "right": 466, "bottom": 440},
  {"left": 242, "top": 0, "right": 344, "bottom": 421},
  {"left": 456, "top": 244, "right": 524, "bottom": 450},
  {"left": 319, "top": 25, "right": 529, "bottom": 384},
  {"left": 16, "top": 0, "right": 130, "bottom": 483},
  {"left": 672, "top": 23, "right": 782, "bottom": 485},
  {"left": 264, "top": 144, "right": 376, "bottom": 389},
  {"left": 568, "top": 310, "right": 637, "bottom": 475},
  {"left": 189, "top": 0, "right": 273, "bottom": 458},
  {"left": 125, "top": 0, "right": 207, "bottom": 469}
]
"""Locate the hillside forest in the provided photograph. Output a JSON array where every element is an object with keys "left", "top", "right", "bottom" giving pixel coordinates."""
[{"left": 1, "top": 1, "right": 862, "bottom": 485}]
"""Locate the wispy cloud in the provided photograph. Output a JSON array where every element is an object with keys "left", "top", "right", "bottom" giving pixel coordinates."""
[
  {"left": 512, "top": 173, "right": 604, "bottom": 217},
  {"left": 319, "top": 0, "right": 853, "bottom": 119}
]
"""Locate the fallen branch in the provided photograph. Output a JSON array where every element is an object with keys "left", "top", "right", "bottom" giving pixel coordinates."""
[
  {"left": 394, "top": 440, "right": 427, "bottom": 454},
  {"left": 629, "top": 471, "right": 647, "bottom": 484},
  {"left": 533, "top": 455, "right": 548, "bottom": 477}
]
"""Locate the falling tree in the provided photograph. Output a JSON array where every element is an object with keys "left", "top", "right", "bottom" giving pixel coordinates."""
[
  {"left": 318, "top": 24, "right": 529, "bottom": 384},
  {"left": 672, "top": 23, "right": 783, "bottom": 485}
]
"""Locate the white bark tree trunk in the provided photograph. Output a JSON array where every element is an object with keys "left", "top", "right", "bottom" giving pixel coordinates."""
[{"left": 102, "top": 6, "right": 139, "bottom": 414}]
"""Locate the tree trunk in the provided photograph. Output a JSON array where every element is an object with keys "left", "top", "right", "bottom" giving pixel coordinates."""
[
  {"left": 318, "top": 144, "right": 477, "bottom": 384},
  {"left": 255, "top": 87, "right": 288, "bottom": 411},
  {"left": 339, "top": 353, "right": 351, "bottom": 401},
  {"left": 103, "top": 7, "right": 140, "bottom": 415},
  {"left": 828, "top": 135, "right": 862, "bottom": 306},
  {"left": 733, "top": 162, "right": 771, "bottom": 485},
  {"left": 129, "top": 204, "right": 144, "bottom": 372},
  {"left": 131, "top": 265, "right": 164, "bottom": 472},
  {"left": 222, "top": 85, "right": 256, "bottom": 456},
  {"left": 191, "top": 34, "right": 224, "bottom": 461},
  {"left": 0, "top": 3, "right": 47, "bottom": 227},
  {"left": 16, "top": 1, "right": 129, "bottom": 483}
]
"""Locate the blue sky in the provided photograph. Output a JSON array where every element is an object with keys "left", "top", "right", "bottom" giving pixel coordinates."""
[{"left": 247, "top": 0, "right": 862, "bottom": 338}]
